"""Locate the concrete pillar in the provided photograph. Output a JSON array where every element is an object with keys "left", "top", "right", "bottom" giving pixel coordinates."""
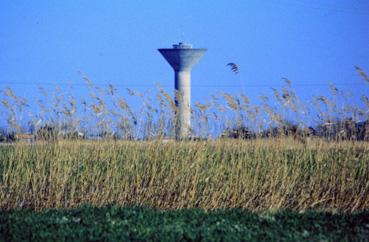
[{"left": 175, "top": 70, "right": 191, "bottom": 138}]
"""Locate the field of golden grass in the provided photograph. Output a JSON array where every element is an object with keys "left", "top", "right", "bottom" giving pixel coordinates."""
[{"left": 1, "top": 138, "right": 368, "bottom": 212}]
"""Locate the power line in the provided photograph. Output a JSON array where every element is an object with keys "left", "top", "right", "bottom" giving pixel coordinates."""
[{"left": 0, "top": 82, "right": 367, "bottom": 88}]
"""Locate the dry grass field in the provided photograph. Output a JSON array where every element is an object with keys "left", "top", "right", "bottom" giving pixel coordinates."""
[{"left": 1, "top": 138, "right": 368, "bottom": 212}]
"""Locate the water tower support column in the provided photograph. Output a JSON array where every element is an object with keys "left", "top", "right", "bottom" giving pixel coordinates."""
[{"left": 175, "top": 70, "right": 191, "bottom": 138}]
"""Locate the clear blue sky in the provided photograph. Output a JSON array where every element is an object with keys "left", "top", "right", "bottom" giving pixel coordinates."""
[{"left": 1, "top": 0, "right": 368, "bottom": 108}]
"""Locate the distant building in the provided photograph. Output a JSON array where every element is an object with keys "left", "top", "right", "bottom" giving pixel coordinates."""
[{"left": 15, "top": 133, "right": 34, "bottom": 142}]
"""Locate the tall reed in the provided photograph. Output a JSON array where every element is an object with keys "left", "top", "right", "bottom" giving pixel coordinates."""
[
  {"left": 0, "top": 139, "right": 368, "bottom": 211},
  {"left": 0, "top": 67, "right": 368, "bottom": 141}
]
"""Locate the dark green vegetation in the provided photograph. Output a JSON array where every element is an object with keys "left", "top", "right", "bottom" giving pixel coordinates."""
[{"left": 1, "top": 206, "right": 369, "bottom": 241}]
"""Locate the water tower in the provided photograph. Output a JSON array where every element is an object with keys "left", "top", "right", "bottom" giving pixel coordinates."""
[{"left": 158, "top": 42, "right": 207, "bottom": 139}]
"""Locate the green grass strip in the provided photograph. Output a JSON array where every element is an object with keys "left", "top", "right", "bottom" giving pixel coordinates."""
[{"left": 1, "top": 206, "right": 368, "bottom": 241}]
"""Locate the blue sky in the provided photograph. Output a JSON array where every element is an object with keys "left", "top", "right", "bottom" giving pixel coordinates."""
[{"left": 1, "top": 0, "right": 368, "bottom": 110}]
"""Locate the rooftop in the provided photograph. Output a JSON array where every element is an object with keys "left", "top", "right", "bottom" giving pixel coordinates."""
[{"left": 172, "top": 42, "right": 192, "bottom": 49}]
